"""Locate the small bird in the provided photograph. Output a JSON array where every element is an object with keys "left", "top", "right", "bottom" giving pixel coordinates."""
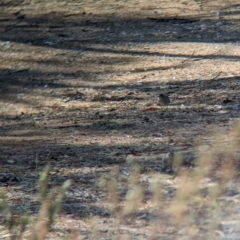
[{"left": 158, "top": 93, "right": 170, "bottom": 106}]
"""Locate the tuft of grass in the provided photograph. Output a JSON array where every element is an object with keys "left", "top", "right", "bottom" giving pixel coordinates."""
[
  {"left": 96, "top": 122, "right": 240, "bottom": 239},
  {"left": 0, "top": 192, "right": 31, "bottom": 240},
  {"left": 0, "top": 164, "right": 71, "bottom": 240}
]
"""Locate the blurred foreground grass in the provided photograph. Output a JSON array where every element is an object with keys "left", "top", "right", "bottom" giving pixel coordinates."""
[{"left": 1, "top": 122, "right": 239, "bottom": 239}]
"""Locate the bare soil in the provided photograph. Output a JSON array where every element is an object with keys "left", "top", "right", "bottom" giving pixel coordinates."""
[{"left": 1, "top": 0, "right": 240, "bottom": 239}]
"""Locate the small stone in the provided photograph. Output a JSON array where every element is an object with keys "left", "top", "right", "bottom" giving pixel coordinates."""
[{"left": 7, "top": 160, "right": 15, "bottom": 164}]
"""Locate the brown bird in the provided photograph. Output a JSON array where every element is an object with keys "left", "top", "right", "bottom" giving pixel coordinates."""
[{"left": 159, "top": 93, "right": 170, "bottom": 106}]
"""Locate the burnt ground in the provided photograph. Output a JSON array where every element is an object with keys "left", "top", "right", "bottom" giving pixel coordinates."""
[{"left": 1, "top": 0, "right": 240, "bottom": 239}]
